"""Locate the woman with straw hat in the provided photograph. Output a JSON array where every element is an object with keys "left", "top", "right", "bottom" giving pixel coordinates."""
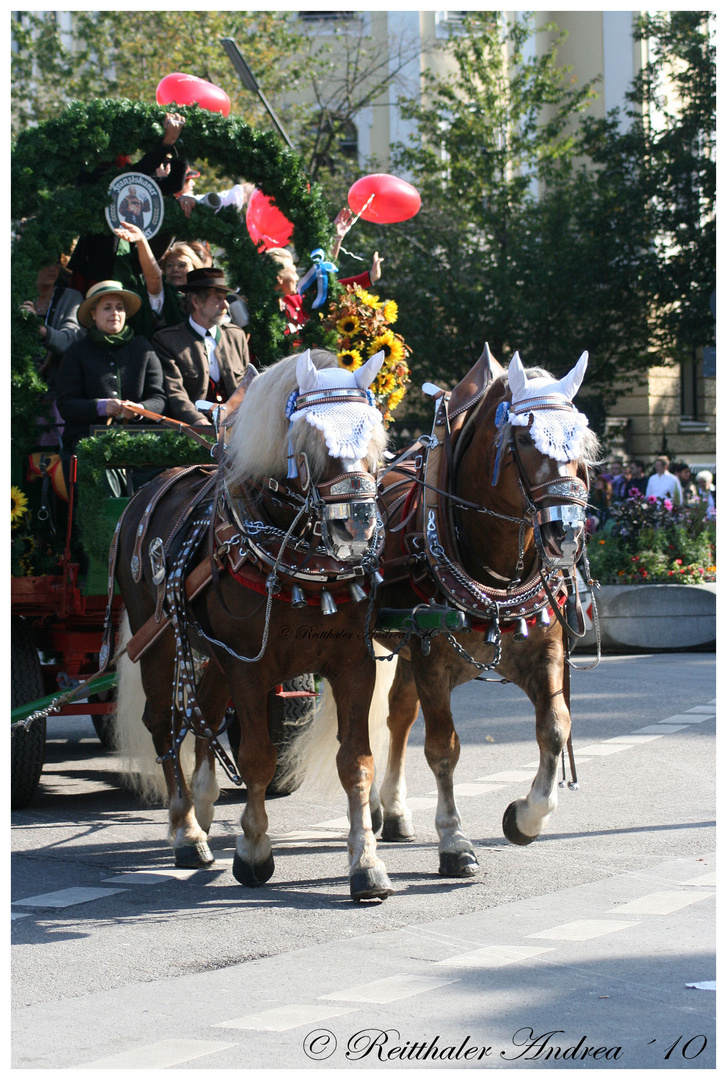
[{"left": 56, "top": 280, "right": 166, "bottom": 452}]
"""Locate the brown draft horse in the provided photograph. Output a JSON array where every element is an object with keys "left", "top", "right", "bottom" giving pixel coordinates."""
[
  {"left": 284, "top": 344, "right": 600, "bottom": 879},
  {"left": 113, "top": 348, "right": 397, "bottom": 902}
]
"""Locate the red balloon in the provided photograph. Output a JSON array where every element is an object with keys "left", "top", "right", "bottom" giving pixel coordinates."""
[
  {"left": 245, "top": 188, "right": 294, "bottom": 250},
  {"left": 156, "top": 73, "right": 231, "bottom": 117},
  {"left": 347, "top": 173, "right": 421, "bottom": 224}
]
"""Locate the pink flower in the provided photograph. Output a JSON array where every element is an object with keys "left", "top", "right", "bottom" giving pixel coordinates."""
[
  {"left": 647, "top": 495, "right": 657, "bottom": 505},
  {"left": 663, "top": 498, "right": 673, "bottom": 511}
]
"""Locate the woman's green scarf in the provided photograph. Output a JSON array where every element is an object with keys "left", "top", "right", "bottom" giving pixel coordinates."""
[{"left": 87, "top": 323, "right": 134, "bottom": 348}]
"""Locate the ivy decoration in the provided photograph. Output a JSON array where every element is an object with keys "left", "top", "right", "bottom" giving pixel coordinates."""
[
  {"left": 11, "top": 98, "right": 337, "bottom": 466},
  {"left": 74, "top": 428, "right": 215, "bottom": 564}
]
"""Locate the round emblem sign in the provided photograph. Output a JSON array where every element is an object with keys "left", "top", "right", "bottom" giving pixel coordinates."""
[{"left": 105, "top": 172, "right": 164, "bottom": 239}]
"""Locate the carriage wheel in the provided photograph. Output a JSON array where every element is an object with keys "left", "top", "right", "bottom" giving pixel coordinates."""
[
  {"left": 226, "top": 674, "right": 318, "bottom": 796},
  {"left": 11, "top": 616, "right": 46, "bottom": 809},
  {"left": 90, "top": 689, "right": 117, "bottom": 751}
]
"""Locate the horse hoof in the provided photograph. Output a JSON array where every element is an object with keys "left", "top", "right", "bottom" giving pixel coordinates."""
[
  {"left": 439, "top": 850, "right": 479, "bottom": 877},
  {"left": 350, "top": 867, "right": 394, "bottom": 902},
  {"left": 370, "top": 804, "right": 383, "bottom": 834},
  {"left": 380, "top": 818, "right": 415, "bottom": 843},
  {"left": 232, "top": 851, "right": 275, "bottom": 887},
  {"left": 174, "top": 842, "right": 215, "bottom": 869},
  {"left": 502, "top": 802, "right": 537, "bottom": 846}
]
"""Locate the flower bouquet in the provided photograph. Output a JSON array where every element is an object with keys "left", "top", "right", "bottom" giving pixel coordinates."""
[
  {"left": 319, "top": 283, "right": 411, "bottom": 423},
  {"left": 586, "top": 490, "right": 716, "bottom": 585}
]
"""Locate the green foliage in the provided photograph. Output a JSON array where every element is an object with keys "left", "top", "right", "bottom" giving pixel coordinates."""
[
  {"left": 587, "top": 493, "right": 716, "bottom": 585},
  {"left": 12, "top": 98, "right": 336, "bottom": 464},
  {"left": 580, "top": 11, "right": 715, "bottom": 364},
  {"left": 10, "top": 11, "right": 308, "bottom": 135},
  {"left": 75, "top": 429, "right": 215, "bottom": 564}
]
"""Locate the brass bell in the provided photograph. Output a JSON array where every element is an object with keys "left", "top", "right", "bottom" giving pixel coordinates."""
[
  {"left": 369, "top": 570, "right": 384, "bottom": 588},
  {"left": 320, "top": 589, "right": 338, "bottom": 616},
  {"left": 349, "top": 581, "right": 367, "bottom": 603},
  {"left": 536, "top": 607, "right": 551, "bottom": 628},
  {"left": 485, "top": 621, "right": 499, "bottom": 645},
  {"left": 290, "top": 584, "right": 307, "bottom": 609},
  {"left": 513, "top": 618, "right": 529, "bottom": 642}
]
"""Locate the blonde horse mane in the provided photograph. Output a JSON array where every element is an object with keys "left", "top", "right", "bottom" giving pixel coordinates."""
[{"left": 224, "top": 349, "right": 388, "bottom": 485}]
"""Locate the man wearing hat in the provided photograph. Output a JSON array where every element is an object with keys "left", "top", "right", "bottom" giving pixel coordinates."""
[{"left": 151, "top": 267, "right": 249, "bottom": 426}]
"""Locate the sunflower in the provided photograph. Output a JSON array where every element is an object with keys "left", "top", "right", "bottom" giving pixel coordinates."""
[
  {"left": 355, "top": 286, "right": 381, "bottom": 309},
  {"left": 382, "top": 300, "right": 398, "bottom": 324},
  {"left": 375, "top": 371, "right": 396, "bottom": 394},
  {"left": 338, "top": 347, "right": 363, "bottom": 371},
  {"left": 11, "top": 486, "right": 28, "bottom": 525},
  {"left": 369, "top": 331, "right": 406, "bottom": 367},
  {"left": 336, "top": 313, "right": 360, "bottom": 336}
]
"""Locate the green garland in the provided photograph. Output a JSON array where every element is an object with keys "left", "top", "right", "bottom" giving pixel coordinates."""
[
  {"left": 12, "top": 98, "right": 337, "bottom": 462},
  {"left": 75, "top": 428, "right": 215, "bottom": 564}
]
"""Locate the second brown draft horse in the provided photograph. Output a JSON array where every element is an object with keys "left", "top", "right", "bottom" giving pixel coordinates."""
[{"left": 285, "top": 343, "right": 600, "bottom": 880}]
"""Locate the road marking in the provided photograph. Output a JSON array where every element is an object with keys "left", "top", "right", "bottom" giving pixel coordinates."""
[
  {"left": 213, "top": 1002, "right": 356, "bottom": 1028},
  {"left": 686, "top": 705, "right": 717, "bottom": 713},
  {"left": 436, "top": 945, "right": 554, "bottom": 968},
  {"left": 309, "top": 817, "right": 349, "bottom": 831},
  {"left": 527, "top": 919, "right": 640, "bottom": 941},
  {"left": 605, "top": 735, "right": 661, "bottom": 743},
  {"left": 215, "top": 1005, "right": 356, "bottom": 1031},
  {"left": 572, "top": 743, "right": 632, "bottom": 756},
  {"left": 77, "top": 1038, "right": 237, "bottom": 1069},
  {"left": 606, "top": 891, "right": 713, "bottom": 915},
  {"left": 477, "top": 770, "right": 541, "bottom": 783},
  {"left": 424, "top": 784, "right": 505, "bottom": 798},
  {"left": 269, "top": 829, "right": 343, "bottom": 843},
  {"left": 679, "top": 871, "right": 716, "bottom": 887},
  {"left": 320, "top": 974, "right": 457, "bottom": 1003},
  {"left": 11, "top": 912, "right": 30, "bottom": 921},
  {"left": 631, "top": 724, "right": 688, "bottom": 735},
  {"left": 659, "top": 713, "right": 712, "bottom": 724},
  {"left": 102, "top": 869, "right": 201, "bottom": 884},
  {"left": 12, "top": 887, "right": 126, "bottom": 909}
]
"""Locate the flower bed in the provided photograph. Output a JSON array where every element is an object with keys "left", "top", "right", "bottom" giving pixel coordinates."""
[{"left": 586, "top": 490, "right": 716, "bottom": 586}]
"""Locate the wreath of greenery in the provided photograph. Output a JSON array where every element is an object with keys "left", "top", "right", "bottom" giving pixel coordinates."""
[
  {"left": 11, "top": 98, "right": 340, "bottom": 457},
  {"left": 11, "top": 98, "right": 343, "bottom": 572}
]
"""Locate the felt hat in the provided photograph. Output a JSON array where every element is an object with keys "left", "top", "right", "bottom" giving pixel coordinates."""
[
  {"left": 77, "top": 280, "right": 142, "bottom": 328},
  {"left": 177, "top": 267, "right": 231, "bottom": 293}
]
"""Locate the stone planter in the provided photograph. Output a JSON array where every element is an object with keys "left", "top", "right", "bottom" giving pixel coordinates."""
[{"left": 578, "top": 582, "right": 716, "bottom": 652}]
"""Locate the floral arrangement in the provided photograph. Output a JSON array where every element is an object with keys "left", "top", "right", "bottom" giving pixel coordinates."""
[
  {"left": 319, "top": 283, "right": 411, "bottom": 422},
  {"left": 11, "top": 485, "right": 56, "bottom": 577},
  {"left": 587, "top": 490, "right": 716, "bottom": 585}
]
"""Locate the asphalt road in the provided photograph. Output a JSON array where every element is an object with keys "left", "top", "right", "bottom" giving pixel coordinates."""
[{"left": 11, "top": 651, "right": 716, "bottom": 1070}]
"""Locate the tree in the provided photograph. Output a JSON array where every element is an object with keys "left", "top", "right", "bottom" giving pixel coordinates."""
[
  {"left": 369, "top": 10, "right": 714, "bottom": 431},
  {"left": 374, "top": 11, "right": 602, "bottom": 423},
  {"left": 11, "top": 11, "right": 308, "bottom": 136},
  {"left": 629, "top": 10, "right": 715, "bottom": 362}
]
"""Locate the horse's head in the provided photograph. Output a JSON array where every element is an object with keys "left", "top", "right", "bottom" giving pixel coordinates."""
[
  {"left": 287, "top": 349, "right": 387, "bottom": 562},
  {"left": 495, "top": 350, "right": 597, "bottom": 570}
]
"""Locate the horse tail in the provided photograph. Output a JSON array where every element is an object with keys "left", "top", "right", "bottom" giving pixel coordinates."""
[
  {"left": 276, "top": 643, "right": 397, "bottom": 797},
  {"left": 114, "top": 612, "right": 194, "bottom": 805}
]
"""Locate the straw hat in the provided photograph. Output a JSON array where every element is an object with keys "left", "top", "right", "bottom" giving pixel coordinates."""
[{"left": 77, "top": 280, "right": 142, "bottom": 328}]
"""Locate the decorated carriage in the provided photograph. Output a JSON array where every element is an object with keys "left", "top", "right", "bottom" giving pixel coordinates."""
[
  {"left": 10, "top": 99, "right": 340, "bottom": 808},
  {"left": 12, "top": 98, "right": 601, "bottom": 905}
]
